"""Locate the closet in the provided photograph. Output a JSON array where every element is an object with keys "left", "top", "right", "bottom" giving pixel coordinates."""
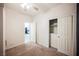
[{"left": 49, "top": 16, "right": 73, "bottom": 55}]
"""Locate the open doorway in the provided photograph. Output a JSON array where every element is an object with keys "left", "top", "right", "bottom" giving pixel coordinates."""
[{"left": 24, "top": 22, "right": 31, "bottom": 43}]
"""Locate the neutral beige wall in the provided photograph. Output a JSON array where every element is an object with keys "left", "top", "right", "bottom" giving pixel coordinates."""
[
  {"left": 33, "top": 4, "right": 76, "bottom": 55},
  {"left": 5, "top": 7, "right": 31, "bottom": 49},
  {"left": 0, "top": 4, "right": 4, "bottom": 56}
]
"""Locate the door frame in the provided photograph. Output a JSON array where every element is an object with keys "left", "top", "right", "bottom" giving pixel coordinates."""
[{"left": 49, "top": 18, "right": 58, "bottom": 48}]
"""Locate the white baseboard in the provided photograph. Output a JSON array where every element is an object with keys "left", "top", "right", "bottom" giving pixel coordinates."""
[
  {"left": 37, "top": 42, "right": 49, "bottom": 48},
  {"left": 6, "top": 42, "right": 25, "bottom": 50}
]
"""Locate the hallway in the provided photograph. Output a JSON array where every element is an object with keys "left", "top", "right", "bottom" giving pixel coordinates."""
[
  {"left": 6, "top": 42, "right": 66, "bottom": 56},
  {"left": 0, "top": 3, "right": 76, "bottom": 56}
]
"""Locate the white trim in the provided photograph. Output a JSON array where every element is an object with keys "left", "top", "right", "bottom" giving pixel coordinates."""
[
  {"left": 6, "top": 42, "right": 24, "bottom": 50},
  {"left": 73, "top": 14, "right": 77, "bottom": 56},
  {"left": 3, "top": 5, "right": 5, "bottom": 56}
]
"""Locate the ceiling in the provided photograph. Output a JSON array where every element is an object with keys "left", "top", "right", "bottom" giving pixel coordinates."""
[{"left": 5, "top": 3, "right": 60, "bottom": 17}]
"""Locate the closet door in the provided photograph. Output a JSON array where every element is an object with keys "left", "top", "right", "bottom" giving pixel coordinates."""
[{"left": 58, "top": 16, "right": 73, "bottom": 55}]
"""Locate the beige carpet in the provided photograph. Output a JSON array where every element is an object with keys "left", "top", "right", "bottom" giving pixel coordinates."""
[{"left": 6, "top": 42, "right": 67, "bottom": 56}]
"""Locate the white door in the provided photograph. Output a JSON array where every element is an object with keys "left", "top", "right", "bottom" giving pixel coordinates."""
[
  {"left": 51, "top": 34, "right": 58, "bottom": 48},
  {"left": 58, "top": 16, "right": 73, "bottom": 55}
]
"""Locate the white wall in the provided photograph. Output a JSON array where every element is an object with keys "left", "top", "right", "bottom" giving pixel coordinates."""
[
  {"left": 33, "top": 4, "right": 76, "bottom": 55},
  {"left": 5, "top": 7, "right": 32, "bottom": 49},
  {"left": 30, "top": 21, "right": 36, "bottom": 43}
]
